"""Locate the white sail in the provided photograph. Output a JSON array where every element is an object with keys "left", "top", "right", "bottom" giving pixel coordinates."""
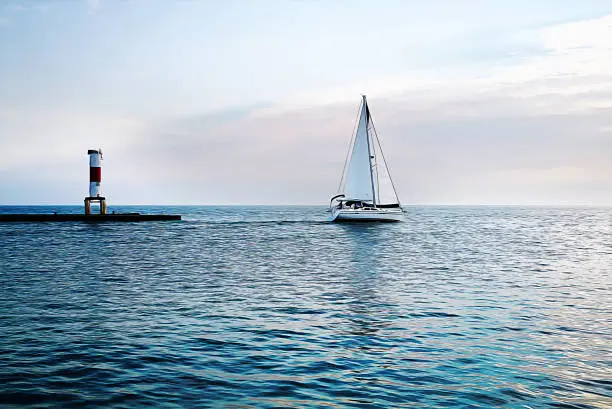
[{"left": 343, "top": 98, "right": 375, "bottom": 202}]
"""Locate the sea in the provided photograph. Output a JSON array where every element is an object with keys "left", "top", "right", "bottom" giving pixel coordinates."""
[{"left": 0, "top": 205, "right": 610, "bottom": 408}]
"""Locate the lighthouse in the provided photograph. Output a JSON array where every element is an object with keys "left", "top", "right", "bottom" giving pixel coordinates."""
[
  {"left": 84, "top": 149, "right": 107, "bottom": 215},
  {"left": 0, "top": 148, "right": 182, "bottom": 222}
]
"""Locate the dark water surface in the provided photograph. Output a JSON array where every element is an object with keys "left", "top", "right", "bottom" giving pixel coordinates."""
[{"left": 1, "top": 206, "right": 610, "bottom": 408}]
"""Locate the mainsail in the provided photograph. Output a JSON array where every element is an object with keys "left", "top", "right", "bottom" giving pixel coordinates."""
[
  {"left": 341, "top": 96, "right": 400, "bottom": 205},
  {"left": 343, "top": 96, "right": 375, "bottom": 202}
]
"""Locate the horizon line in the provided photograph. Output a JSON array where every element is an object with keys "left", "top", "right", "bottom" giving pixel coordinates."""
[{"left": 1, "top": 203, "right": 611, "bottom": 208}]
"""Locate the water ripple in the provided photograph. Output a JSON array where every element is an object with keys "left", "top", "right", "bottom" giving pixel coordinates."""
[{"left": 0, "top": 205, "right": 610, "bottom": 408}]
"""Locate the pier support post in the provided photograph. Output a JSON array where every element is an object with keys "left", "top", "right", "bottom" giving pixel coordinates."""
[{"left": 84, "top": 197, "right": 107, "bottom": 215}]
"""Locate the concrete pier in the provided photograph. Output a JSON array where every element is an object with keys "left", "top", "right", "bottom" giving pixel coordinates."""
[{"left": 0, "top": 213, "right": 181, "bottom": 222}]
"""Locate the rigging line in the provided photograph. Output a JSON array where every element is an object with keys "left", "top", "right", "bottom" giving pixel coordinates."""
[
  {"left": 337, "top": 99, "right": 363, "bottom": 194},
  {"left": 368, "top": 110, "right": 401, "bottom": 205},
  {"left": 369, "top": 118, "right": 381, "bottom": 205}
]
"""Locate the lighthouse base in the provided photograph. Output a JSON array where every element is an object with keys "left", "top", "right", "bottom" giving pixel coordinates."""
[{"left": 84, "top": 197, "right": 107, "bottom": 215}]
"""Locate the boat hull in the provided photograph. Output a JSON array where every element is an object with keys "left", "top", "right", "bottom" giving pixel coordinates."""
[{"left": 330, "top": 208, "right": 403, "bottom": 222}]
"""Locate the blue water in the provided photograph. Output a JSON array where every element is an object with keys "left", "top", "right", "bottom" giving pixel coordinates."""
[{"left": 1, "top": 205, "right": 610, "bottom": 408}]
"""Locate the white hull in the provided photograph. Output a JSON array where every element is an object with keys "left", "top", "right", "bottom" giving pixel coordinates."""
[{"left": 330, "top": 207, "right": 403, "bottom": 222}]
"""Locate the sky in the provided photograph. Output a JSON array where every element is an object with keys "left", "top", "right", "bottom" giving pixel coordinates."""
[{"left": 1, "top": 0, "right": 611, "bottom": 205}]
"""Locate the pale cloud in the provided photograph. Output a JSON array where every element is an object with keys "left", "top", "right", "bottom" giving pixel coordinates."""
[
  {"left": 489, "top": 15, "right": 612, "bottom": 94},
  {"left": 540, "top": 14, "right": 612, "bottom": 52},
  {"left": 495, "top": 166, "right": 608, "bottom": 186},
  {"left": 266, "top": 14, "right": 612, "bottom": 116},
  {"left": 120, "top": 85, "right": 611, "bottom": 204}
]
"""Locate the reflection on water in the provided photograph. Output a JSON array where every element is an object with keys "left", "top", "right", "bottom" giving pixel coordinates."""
[
  {"left": 336, "top": 224, "right": 395, "bottom": 340},
  {"left": 0, "top": 205, "right": 610, "bottom": 408}
]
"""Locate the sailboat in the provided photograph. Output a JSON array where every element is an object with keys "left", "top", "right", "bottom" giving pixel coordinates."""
[{"left": 330, "top": 95, "right": 403, "bottom": 222}]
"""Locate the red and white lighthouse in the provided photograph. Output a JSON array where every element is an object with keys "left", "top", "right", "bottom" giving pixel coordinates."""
[
  {"left": 85, "top": 149, "right": 106, "bottom": 215},
  {"left": 88, "top": 149, "right": 102, "bottom": 197}
]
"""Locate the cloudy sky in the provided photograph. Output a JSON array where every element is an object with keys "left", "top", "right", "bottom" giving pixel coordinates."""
[{"left": 1, "top": 0, "right": 611, "bottom": 205}]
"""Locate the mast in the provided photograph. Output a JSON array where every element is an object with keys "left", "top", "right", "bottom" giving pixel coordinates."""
[{"left": 363, "top": 95, "right": 377, "bottom": 206}]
